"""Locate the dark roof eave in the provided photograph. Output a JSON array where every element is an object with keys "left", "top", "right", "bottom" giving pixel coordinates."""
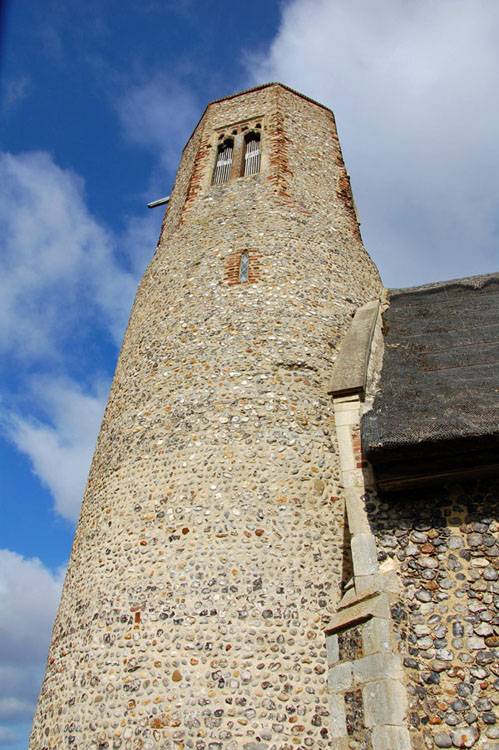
[{"left": 364, "top": 430, "right": 499, "bottom": 491}]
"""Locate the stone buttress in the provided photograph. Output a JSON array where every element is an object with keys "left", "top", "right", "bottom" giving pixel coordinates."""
[{"left": 29, "top": 84, "right": 382, "bottom": 750}]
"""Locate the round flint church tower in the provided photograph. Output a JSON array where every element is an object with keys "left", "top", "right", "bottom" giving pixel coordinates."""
[{"left": 31, "top": 84, "right": 381, "bottom": 749}]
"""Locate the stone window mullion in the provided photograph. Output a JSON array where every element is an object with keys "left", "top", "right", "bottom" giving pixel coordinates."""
[{"left": 230, "top": 133, "right": 245, "bottom": 181}]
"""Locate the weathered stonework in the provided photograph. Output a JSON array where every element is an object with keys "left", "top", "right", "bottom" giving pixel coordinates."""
[
  {"left": 30, "top": 82, "right": 496, "bottom": 750},
  {"left": 29, "top": 84, "right": 381, "bottom": 749}
]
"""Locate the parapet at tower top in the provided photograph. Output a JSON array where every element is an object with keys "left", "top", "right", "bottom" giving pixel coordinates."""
[{"left": 182, "top": 82, "right": 335, "bottom": 152}]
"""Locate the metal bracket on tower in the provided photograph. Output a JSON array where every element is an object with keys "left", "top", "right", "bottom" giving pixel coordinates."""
[{"left": 147, "top": 196, "right": 170, "bottom": 209}]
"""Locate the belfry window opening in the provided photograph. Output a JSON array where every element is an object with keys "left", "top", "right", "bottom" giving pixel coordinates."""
[
  {"left": 243, "top": 131, "right": 261, "bottom": 176},
  {"left": 239, "top": 252, "right": 250, "bottom": 283},
  {"left": 212, "top": 138, "right": 234, "bottom": 185}
]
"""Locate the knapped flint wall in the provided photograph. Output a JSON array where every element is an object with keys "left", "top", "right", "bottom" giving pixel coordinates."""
[{"left": 368, "top": 480, "right": 498, "bottom": 749}]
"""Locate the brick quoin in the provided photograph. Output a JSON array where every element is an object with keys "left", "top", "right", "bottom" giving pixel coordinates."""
[
  {"left": 267, "top": 87, "right": 293, "bottom": 199},
  {"left": 351, "top": 425, "right": 367, "bottom": 469},
  {"left": 329, "top": 117, "right": 362, "bottom": 242},
  {"left": 181, "top": 124, "right": 211, "bottom": 221}
]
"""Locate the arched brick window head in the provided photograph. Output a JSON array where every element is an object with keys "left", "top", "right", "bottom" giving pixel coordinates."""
[
  {"left": 212, "top": 138, "right": 233, "bottom": 184},
  {"left": 243, "top": 131, "right": 261, "bottom": 176}
]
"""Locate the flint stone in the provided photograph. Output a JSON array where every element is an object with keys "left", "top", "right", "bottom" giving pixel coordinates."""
[
  {"left": 474, "top": 623, "right": 493, "bottom": 636},
  {"left": 412, "top": 532, "right": 428, "bottom": 544},
  {"left": 416, "top": 590, "right": 432, "bottom": 603},
  {"left": 467, "top": 533, "right": 483, "bottom": 547},
  {"left": 467, "top": 637, "right": 485, "bottom": 650},
  {"left": 451, "top": 725, "right": 480, "bottom": 747},
  {"left": 482, "top": 713, "right": 496, "bottom": 725},
  {"left": 434, "top": 734, "right": 452, "bottom": 748}
]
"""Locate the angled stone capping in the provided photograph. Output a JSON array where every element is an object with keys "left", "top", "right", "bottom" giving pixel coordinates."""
[
  {"left": 328, "top": 319, "right": 412, "bottom": 749},
  {"left": 328, "top": 300, "right": 380, "bottom": 398},
  {"left": 327, "top": 590, "right": 390, "bottom": 632},
  {"left": 325, "top": 595, "right": 410, "bottom": 749}
]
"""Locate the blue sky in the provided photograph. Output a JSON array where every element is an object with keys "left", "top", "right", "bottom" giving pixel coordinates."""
[{"left": 0, "top": 1, "right": 498, "bottom": 747}]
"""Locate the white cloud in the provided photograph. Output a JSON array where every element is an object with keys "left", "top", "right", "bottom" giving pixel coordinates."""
[
  {"left": 0, "top": 550, "right": 64, "bottom": 745},
  {"left": 0, "top": 139, "right": 167, "bottom": 527},
  {"left": 249, "top": 0, "right": 499, "bottom": 286},
  {"left": 4, "top": 378, "right": 107, "bottom": 522},
  {"left": 120, "top": 210, "right": 164, "bottom": 277},
  {"left": 1, "top": 76, "right": 31, "bottom": 113},
  {"left": 0, "top": 151, "right": 139, "bottom": 360},
  {"left": 0, "top": 550, "right": 63, "bottom": 665},
  {"left": 0, "top": 150, "right": 161, "bottom": 524},
  {"left": 0, "top": 698, "right": 33, "bottom": 723},
  {"left": 0, "top": 727, "right": 17, "bottom": 748},
  {"left": 117, "top": 76, "right": 199, "bottom": 172}
]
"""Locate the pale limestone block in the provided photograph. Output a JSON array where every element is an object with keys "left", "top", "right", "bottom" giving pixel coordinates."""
[
  {"left": 342, "top": 470, "right": 365, "bottom": 489},
  {"left": 353, "top": 652, "right": 402, "bottom": 683},
  {"left": 362, "top": 679, "right": 408, "bottom": 727},
  {"left": 351, "top": 532, "right": 379, "bottom": 576},
  {"left": 337, "top": 583, "right": 382, "bottom": 610},
  {"left": 333, "top": 396, "right": 360, "bottom": 409},
  {"left": 328, "top": 593, "right": 390, "bottom": 632},
  {"left": 326, "top": 633, "right": 339, "bottom": 665},
  {"left": 378, "top": 566, "right": 401, "bottom": 595},
  {"left": 328, "top": 661, "right": 353, "bottom": 692},
  {"left": 355, "top": 573, "right": 380, "bottom": 594},
  {"left": 345, "top": 489, "right": 371, "bottom": 535},
  {"left": 330, "top": 303, "right": 379, "bottom": 398},
  {"left": 334, "top": 409, "right": 358, "bottom": 427},
  {"left": 371, "top": 725, "right": 411, "bottom": 750},
  {"left": 328, "top": 693, "right": 347, "bottom": 738},
  {"left": 338, "top": 586, "right": 358, "bottom": 609},
  {"left": 362, "top": 616, "right": 392, "bottom": 655},
  {"left": 334, "top": 421, "right": 354, "bottom": 441},
  {"left": 335, "top": 431, "right": 356, "bottom": 470}
]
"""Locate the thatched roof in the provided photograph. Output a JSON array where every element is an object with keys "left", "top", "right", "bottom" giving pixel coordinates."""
[{"left": 361, "top": 272, "right": 499, "bottom": 490}]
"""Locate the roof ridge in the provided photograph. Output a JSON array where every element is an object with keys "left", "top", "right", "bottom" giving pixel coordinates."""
[
  {"left": 389, "top": 271, "right": 499, "bottom": 297},
  {"left": 205, "top": 82, "right": 333, "bottom": 114}
]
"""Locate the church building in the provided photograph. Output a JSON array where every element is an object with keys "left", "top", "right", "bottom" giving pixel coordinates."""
[{"left": 30, "top": 83, "right": 498, "bottom": 750}]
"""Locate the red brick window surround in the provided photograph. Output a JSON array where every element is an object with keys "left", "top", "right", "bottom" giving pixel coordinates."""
[{"left": 224, "top": 250, "right": 262, "bottom": 285}]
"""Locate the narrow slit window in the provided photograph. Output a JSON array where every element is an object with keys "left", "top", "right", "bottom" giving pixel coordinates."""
[
  {"left": 212, "top": 139, "right": 233, "bottom": 185},
  {"left": 239, "top": 252, "right": 249, "bottom": 282},
  {"left": 243, "top": 132, "right": 261, "bottom": 176}
]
